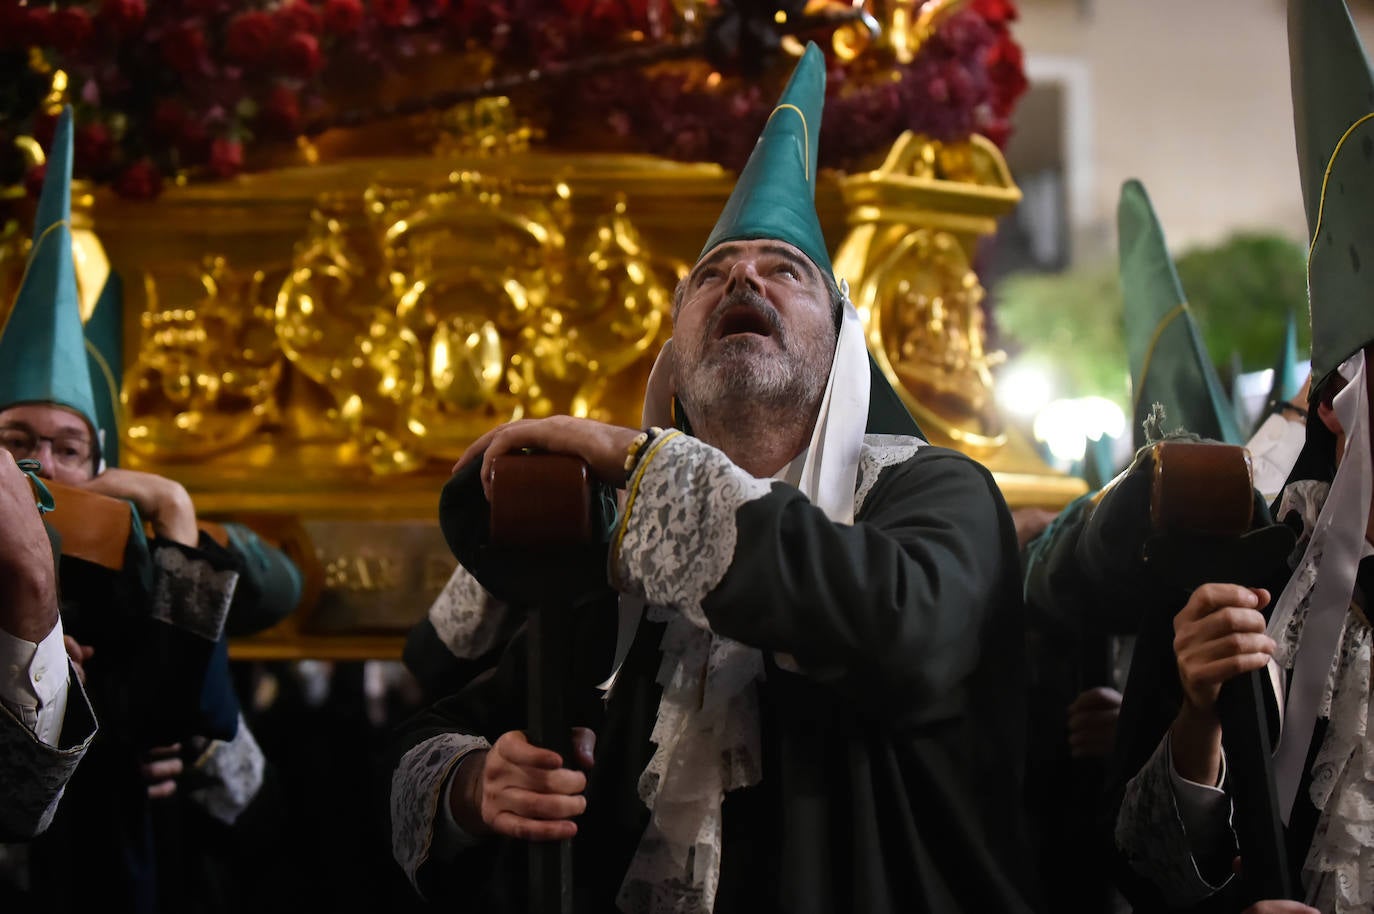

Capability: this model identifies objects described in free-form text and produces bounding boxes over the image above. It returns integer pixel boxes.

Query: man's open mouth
[712,303,778,340]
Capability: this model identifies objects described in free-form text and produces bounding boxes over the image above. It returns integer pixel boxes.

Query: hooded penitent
[1118,179,1242,449]
[0,106,101,442]
[1262,8,1374,903]
[616,42,923,913]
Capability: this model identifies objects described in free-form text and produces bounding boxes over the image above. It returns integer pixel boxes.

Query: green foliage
[995,262,1128,403]
[994,231,1310,404]
[1174,234,1310,369]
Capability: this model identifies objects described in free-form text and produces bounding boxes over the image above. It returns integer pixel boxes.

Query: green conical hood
[1267,310,1304,409]
[1307,114,1374,384]
[0,106,99,435]
[85,271,124,466]
[1288,0,1374,239]
[700,42,832,278]
[1119,180,1242,448]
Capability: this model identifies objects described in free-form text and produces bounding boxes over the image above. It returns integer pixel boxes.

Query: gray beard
[678,337,830,434]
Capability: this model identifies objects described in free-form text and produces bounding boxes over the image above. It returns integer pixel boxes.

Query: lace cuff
[1116,734,1235,906]
[150,543,239,640]
[610,432,771,629]
[187,713,266,825]
[428,564,518,660]
[0,666,96,839]
[390,732,491,891]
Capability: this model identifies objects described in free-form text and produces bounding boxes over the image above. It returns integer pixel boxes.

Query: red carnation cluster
[7,0,1026,198]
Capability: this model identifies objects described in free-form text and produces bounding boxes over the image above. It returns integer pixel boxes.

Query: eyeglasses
[0,426,93,469]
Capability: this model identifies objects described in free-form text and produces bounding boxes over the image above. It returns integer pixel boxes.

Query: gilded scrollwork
[93,167,674,474]
[124,256,285,459]
[836,130,1018,451]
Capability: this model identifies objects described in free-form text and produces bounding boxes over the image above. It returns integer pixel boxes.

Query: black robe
[394,436,1036,913]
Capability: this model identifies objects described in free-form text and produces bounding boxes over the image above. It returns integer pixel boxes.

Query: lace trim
[149,545,239,641]
[612,433,771,625]
[390,732,490,889]
[428,564,518,660]
[611,434,770,914]
[188,712,266,825]
[1302,610,1374,913]
[1272,480,1332,669]
[854,434,927,514]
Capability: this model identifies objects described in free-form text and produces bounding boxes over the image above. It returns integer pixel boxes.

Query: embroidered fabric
[0,668,96,839]
[1302,610,1374,913]
[1272,480,1330,669]
[187,712,266,825]
[427,564,519,660]
[1115,736,1232,907]
[390,731,491,888]
[148,545,238,641]
[854,434,927,514]
[612,434,770,914]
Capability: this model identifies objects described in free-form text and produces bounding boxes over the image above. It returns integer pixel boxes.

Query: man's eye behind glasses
[0,429,92,468]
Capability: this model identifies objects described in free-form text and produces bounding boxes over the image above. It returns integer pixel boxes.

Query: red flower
[113,160,164,199]
[75,122,114,173]
[985,36,1027,116]
[261,85,302,135]
[225,11,279,66]
[161,24,209,76]
[100,0,147,34]
[323,0,365,35]
[371,0,410,28]
[208,137,244,178]
[51,7,94,52]
[280,31,324,77]
[277,1,324,34]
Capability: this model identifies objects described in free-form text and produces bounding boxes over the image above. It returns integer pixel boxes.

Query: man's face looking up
[672,239,839,425]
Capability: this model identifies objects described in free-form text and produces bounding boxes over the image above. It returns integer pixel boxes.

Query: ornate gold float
[1,109,1084,658]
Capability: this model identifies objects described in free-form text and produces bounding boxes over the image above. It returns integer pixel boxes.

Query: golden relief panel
[106,172,679,476]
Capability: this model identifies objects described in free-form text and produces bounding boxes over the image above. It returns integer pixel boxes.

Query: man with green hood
[0,106,279,913]
[1109,2,1374,911]
[389,43,1034,913]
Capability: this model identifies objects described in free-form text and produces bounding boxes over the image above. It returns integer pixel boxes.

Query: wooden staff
[1145,441,1293,903]
[486,453,597,914]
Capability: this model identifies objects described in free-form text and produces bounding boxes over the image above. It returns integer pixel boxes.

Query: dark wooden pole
[487,453,595,914]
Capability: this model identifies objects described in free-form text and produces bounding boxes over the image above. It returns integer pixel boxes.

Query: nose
[723,258,763,297]
[26,440,56,479]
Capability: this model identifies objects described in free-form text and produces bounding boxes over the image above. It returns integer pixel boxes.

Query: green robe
[392,434,1035,913]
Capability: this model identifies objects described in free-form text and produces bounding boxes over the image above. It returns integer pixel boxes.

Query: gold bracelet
[623,427,664,475]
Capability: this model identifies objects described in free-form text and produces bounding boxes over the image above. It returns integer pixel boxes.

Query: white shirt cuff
[1166,733,1234,854]
[0,616,71,747]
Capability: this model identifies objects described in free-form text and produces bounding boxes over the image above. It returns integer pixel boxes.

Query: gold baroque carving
[118,172,680,473]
